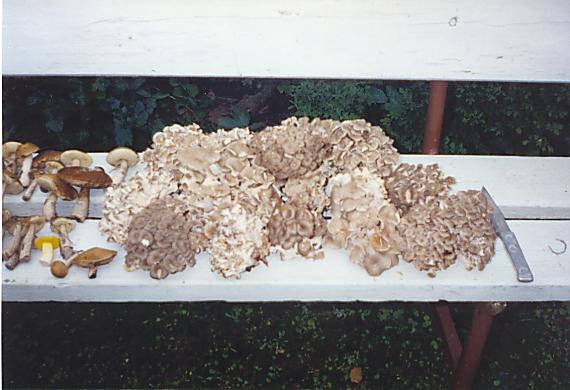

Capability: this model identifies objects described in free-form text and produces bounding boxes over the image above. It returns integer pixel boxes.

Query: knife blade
[481,187,533,282]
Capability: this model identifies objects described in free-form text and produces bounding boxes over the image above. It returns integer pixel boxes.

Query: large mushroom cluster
[98,117,497,279]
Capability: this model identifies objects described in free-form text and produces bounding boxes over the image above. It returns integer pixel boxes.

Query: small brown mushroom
[51,247,117,279]
[2,141,22,174]
[2,169,23,199]
[3,216,27,260]
[60,149,93,168]
[15,142,39,187]
[50,217,76,259]
[17,216,46,264]
[57,167,112,222]
[106,147,139,186]
[35,173,78,221]
[23,150,62,201]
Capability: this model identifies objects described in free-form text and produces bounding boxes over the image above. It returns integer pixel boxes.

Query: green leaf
[114,127,133,146]
[172,86,186,98]
[46,119,64,133]
[218,117,239,129]
[367,88,388,104]
[130,78,146,89]
[183,83,199,97]
[232,107,251,126]
[136,89,152,98]
[154,92,170,99]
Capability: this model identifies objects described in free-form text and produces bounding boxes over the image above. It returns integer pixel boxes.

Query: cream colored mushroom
[106,147,139,186]
[15,142,39,187]
[60,149,92,167]
[2,141,22,174]
[35,173,78,221]
[51,217,77,259]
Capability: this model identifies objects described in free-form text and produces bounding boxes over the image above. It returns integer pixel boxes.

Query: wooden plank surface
[4,154,569,219]
[3,220,569,302]
[3,0,570,81]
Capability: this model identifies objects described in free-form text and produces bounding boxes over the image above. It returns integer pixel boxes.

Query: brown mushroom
[2,141,22,174]
[35,173,78,221]
[16,216,46,264]
[23,150,62,201]
[50,217,76,259]
[57,167,112,222]
[3,216,27,260]
[106,147,139,186]
[51,247,117,279]
[15,142,39,187]
[2,169,23,199]
[60,150,92,167]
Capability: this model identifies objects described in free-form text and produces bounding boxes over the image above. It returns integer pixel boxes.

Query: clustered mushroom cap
[32,150,62,170]
[326,168,401,276]
[268,200,327,261]
[125,197,200,279]
[324,119,400,178]
[251,117,334,180]
[397,190,496,277]
[385,163,456,215]
[207,201,270,279]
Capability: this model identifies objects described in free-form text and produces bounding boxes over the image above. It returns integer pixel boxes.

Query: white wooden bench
[3,1,570,389]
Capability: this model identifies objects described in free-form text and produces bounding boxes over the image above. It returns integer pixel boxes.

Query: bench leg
[436,302,507,389]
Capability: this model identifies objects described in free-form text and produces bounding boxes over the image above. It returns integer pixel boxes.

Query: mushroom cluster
[125,197,200,279]
[397,190,496,277]
[323,119,399,178]
[251,117,334,180]
[385,163,456,215]
[326,168,401,276]
[268,200,327,261]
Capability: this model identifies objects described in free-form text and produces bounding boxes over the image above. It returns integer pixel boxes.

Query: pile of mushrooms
[98,117,497,279]
[2,145,118,275]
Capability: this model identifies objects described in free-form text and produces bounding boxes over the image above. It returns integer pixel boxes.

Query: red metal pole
[422,81,448,154]
[451,303,505,390]
[436,304,463,369]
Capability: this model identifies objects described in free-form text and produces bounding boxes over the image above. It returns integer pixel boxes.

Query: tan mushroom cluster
[251,117,334,180]
[268,200,327,260]
[326,168,401,276]
[324,119,399,178]
[385,163,456,215]
[124,197,200,279]
[397,190,496,277]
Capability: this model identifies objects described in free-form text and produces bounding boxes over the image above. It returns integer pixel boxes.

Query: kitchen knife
[482,187,534,282]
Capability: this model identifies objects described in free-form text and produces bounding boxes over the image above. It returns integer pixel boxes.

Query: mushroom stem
[18,155,33,187]
[3,223,23,258]
[72,187,90,222]
[113,159,129,186]
[58,226,75,259]
[43,193,58,221]
[22,178,38,201]
[18,224,36,262]
[39,242,56,266]
[88,265,98,279]
[5,253,20,270]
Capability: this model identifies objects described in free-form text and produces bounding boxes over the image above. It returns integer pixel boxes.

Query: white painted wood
[3,0,570,81]
[2,220,569,302]
[3,154,569,219]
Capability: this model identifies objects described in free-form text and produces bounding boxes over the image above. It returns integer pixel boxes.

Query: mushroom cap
[2,141,22,156]
[60,150,93,167]
[29,216,47,232]
[57,167,112,189]
[2,209,10,224]
[5,216,29,233]
[51,217,76,234]
[32,150,62,169]
[70,247,117,267]
[15,142,39,158]
[106,147,138,167]
[35,235,60,249]
[3,170,24,194]
[35,173,78,200]
[50,260,69,278]
[44,160,65,173]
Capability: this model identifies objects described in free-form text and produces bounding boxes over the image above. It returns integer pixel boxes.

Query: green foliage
[278,80,386,120]
[447,82,570,155]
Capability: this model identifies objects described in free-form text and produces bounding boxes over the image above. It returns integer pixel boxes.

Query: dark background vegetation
[2,78,570,389]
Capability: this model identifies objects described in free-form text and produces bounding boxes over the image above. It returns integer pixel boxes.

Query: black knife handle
[500,231,534,282]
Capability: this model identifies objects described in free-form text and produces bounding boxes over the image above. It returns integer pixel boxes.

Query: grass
[2,302,568,389]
